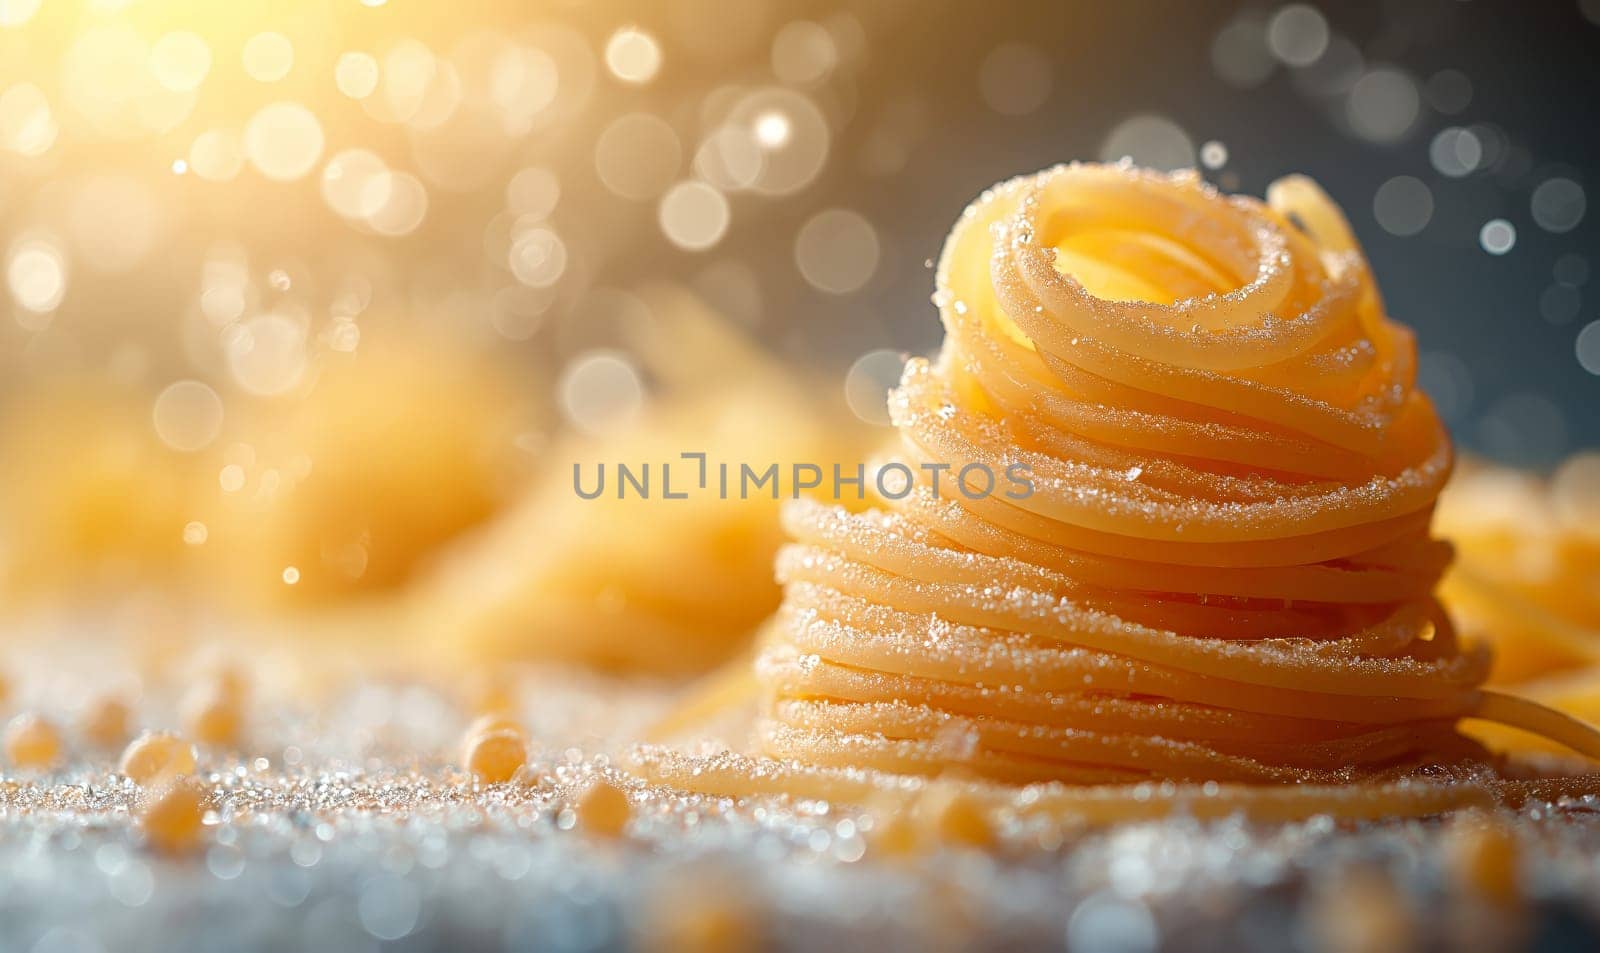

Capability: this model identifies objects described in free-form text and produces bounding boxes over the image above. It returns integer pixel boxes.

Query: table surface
[2,649,1598,953]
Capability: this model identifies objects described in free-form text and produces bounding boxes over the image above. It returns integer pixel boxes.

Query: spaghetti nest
[637,163,1600,817]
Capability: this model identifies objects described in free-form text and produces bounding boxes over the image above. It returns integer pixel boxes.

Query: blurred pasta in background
[421,285,870,675]
[0,324,538,655]
[0,377,200,597]
[193,330,535,609]
[1439,455,1600,752]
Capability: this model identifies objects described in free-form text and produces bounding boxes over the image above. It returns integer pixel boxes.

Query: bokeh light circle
[844,349,906,426]
[1347,67,1419,143]
[152,380,224,451]
[242,32,295,83]
[560,350,645,436]
[227,313,308,396]
[6,238,67,313]
[772,21,837,85]
[1577,320,1600,376]
[509,227,568,287]
[363,171,429,236]
[1424,69,1473,115]
[150,32,212,92]
[189,130,244,181]
[1210,15,1275,89]
[321,149,390,220]
[1530,178,1586,234]
[658,181,731,251]
[1372,176,1433,237]
[244,101,325,181]
[1099,115,1195,172]
[1479,218,1516,256]
[1266,5,1328,67]
[694,125,765,192]
[605,28,662,84]
[795,209,879,294]
[335,52,380,99]
[1428,127,1482,178]
[594,113,682,200]
[727,88,829,196]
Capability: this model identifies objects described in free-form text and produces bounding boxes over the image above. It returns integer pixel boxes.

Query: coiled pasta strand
[633,163,1600,823]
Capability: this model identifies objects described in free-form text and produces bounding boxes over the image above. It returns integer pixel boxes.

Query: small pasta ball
[119,730,197,785]
[575,778,632,837]
[141,779,209,853]
[919,784,993,849]
[462,728,525,783]
[181,683,243,747]
[1444,813,1522,906]
[4,713,64,770]
[81,696,132,748]
[1309,866,1413,953]
[640,874,756,953]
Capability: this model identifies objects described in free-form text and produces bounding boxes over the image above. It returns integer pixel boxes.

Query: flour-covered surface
[1,652,1598,953]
